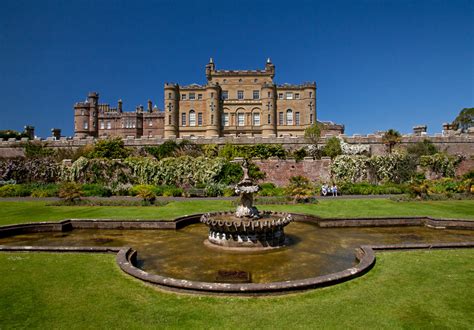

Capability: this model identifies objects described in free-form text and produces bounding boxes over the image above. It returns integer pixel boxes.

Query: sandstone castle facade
[74,59,344,139]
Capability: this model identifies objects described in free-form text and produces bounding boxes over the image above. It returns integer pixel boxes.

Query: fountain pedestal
[200,160,292,250]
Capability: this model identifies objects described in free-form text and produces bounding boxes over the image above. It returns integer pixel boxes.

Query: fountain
[200,159,292,249]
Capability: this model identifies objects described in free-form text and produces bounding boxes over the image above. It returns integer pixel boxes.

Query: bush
[82,184,112,197]
[0,158,60,183]
[204,183,227,197]
[58,182,83,204]
[0,184,32,197]
[337,182,408,195]
[29,184,59,197]
[162,186,183,197]
[285,176,315,203]
[134,185,157,205]
[323,137,342,159]
[87,138,131,159]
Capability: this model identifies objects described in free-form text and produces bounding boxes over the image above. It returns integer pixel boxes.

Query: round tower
[205,83,221,137]
[164,83,180,138]
[261,82,277,137]
[303,83,317,126]
[87,92,99,137]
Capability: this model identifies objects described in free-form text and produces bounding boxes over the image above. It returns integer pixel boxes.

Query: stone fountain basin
[200,211,292,232]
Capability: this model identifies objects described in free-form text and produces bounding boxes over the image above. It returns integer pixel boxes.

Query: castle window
[309,91,313,98]
[295,93,300,99]
[278,93,283,99]
[83,121,88,130]
[310,114,313,124]
[211,114,214,125]
[253,90,260,100]
[181,113,186,126]
[222,91,228,100]
[198,113,203,126]
[106,120,111,129]
[222,113,229,126]
[239,79,242,82]
[279,112,283,125]
[168,93,172,99]
[149,119,153,127]
[189,93,195,100]
[253,113,260,126]
[268,92,271,98]
[100,121,105,129]
[254,79,258,83]
[198,94,203,100]
[237,90,244,100]
[286,92,293,100]
[211,92,214,98]
[181,94,187,100]
[238,113,244,126]
[268,114,271,124]
[286,109,293,125]
[295,112,300,125]
[189,110,196,126]
[168,115,171,125]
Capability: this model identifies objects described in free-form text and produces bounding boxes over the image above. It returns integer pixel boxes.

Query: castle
[74,59,344,139]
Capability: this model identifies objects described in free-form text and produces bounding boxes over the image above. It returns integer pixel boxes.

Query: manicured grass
[0,199,473,226]
[0,249,472,328]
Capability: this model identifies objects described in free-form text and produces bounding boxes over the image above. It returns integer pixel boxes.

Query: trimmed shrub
[82,184,112,197]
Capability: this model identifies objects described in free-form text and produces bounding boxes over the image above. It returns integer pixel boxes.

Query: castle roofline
[276,82,316,89]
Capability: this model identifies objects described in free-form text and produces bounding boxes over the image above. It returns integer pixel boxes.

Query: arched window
[253,112,260,126]
[237,113,245,126]
[189,110,196,126]
[286,109,293,125]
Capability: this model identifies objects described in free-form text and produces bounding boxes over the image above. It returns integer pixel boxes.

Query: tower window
[211,114,214,125]
[237,90,244,100]
[189,110,196,126]
[168,93,172,99]
[238,113,245,126]
[295,112,300,125]
[168,115,171,125]
[310,113,314,124]
[181,113,186,126]
[149,119,153,127]
[253,90,260,100]
[309,91,313,98]
[198,112,203,126]
[83,122,88,130]
[268,92,271,98]
[268,114,271,124]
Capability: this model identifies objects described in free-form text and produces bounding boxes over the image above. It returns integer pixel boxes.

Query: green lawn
[0,249,472,328]
[0,199,473,226]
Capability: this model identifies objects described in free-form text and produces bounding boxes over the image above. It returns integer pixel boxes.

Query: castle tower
[303,83,317,125]
[164,83,180,138]
[261,82,277,137]
[205,82,221,137]
[265,58,275,79]
[87,92,99,137]
[205,58,215,82]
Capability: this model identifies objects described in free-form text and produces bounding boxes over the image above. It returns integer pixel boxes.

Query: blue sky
[0,0,472,137]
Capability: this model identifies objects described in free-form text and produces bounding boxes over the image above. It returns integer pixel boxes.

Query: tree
[382,129,402,154]
[304,123,322,145]
[323,137,342,159]
[58,182,83,204]
[87,138,130,159]
[285,175,314,203]
[406,139,438,158]
[452,107,474,132]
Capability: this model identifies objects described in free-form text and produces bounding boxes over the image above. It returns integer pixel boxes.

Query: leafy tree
[406,139,438,158]
[304,123,322,145]
[382,129,402,154]
[285,175,314,203]
[87,138,130,159]
[58,182,83,204]
[323,137,342,159]
[452,107,473,132]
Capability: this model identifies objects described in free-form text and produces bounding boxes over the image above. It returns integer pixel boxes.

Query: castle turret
[206,58,215,81]
[164,83,180,138]
[147,100,153,113]
[265,58,275,79]
[118,99,123,113]
[261,82,277,137]
[205,83,221,137]
[303,83,317,125]
[87,92,99,137]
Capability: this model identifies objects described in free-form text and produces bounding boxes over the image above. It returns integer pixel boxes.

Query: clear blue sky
[0,0,472,137]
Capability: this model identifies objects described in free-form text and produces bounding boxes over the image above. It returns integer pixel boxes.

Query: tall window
[238,113,244,126]
[295,112,300,125]
[189,110,196,126]
[286,109,293,125]
[181,94,187,100]
[268,91,271,98]
[309,91,313,98]
[268,114,271,124]
[237,90,244,100]
[168,115,171,125]
[222,91,228,100]
[211,114,214,125]
[222,113,229,126]
[197,94,203,100]
[253,90,260,100]
[278,93,283,99]
[168,93,172,99]
[295,93,300,99]
[189,93,195,100]
[100,120,105,129]
[83,121,88,130]
[149,119,153,127]
[279,112,283,125]
[286,92,293,100]
[253,113,260,126]
[181,113,186,126]
[198,112,203,126]
[310,114,313,124]
[106,120,111,129]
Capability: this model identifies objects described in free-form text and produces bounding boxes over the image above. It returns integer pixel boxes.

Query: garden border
[0,214,473,295]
